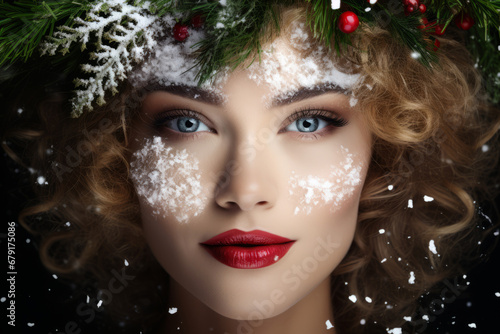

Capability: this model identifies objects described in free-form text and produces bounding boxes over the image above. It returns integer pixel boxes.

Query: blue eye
[286,117,329,133]
[165,117,211,133]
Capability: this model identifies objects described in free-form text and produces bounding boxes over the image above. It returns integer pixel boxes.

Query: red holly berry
[338,11,359,34]
[433,38,440,52]
[405,5,416,16]
[418,4,426,14]
[434,24,446,36]
[417,17,429,30]
[191,14,204,28]
[173,23,189,42]
[404,0,420,11]
[455,13,475,31]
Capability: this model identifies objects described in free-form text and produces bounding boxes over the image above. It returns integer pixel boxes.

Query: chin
[205,295,290,321]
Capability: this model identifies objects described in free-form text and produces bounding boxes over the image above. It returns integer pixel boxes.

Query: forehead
[129,21,359,102]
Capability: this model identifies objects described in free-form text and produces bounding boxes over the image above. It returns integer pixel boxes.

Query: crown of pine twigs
[1,0,499,117]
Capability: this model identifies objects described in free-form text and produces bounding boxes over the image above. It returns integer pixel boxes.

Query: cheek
[288,145,365,215]
[130,136,208,223]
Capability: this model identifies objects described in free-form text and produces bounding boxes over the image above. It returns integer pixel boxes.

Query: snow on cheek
[129,137,207,223]
[289,146,363,215]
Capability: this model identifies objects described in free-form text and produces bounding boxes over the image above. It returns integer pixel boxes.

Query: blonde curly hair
[3,4,499,333]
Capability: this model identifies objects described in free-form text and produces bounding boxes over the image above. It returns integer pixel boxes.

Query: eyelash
[153,109,214,138]
[153,108,348,139]
[281,108,348,136]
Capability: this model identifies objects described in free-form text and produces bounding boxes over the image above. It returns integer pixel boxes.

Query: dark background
[1,146,500,334]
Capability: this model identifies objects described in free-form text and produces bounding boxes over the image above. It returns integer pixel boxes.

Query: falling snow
[423,195,434,202]
[429,240,438,255]
[37,176,46,185]
[408,271,416,284]
[331,0,341,10]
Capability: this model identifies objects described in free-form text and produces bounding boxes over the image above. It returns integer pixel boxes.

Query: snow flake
[408,271,415,284]
[169,307,178,314]
[349,295,357,303]
[326,319,334,329]
[423,195,434,202]
[468,323,476,328]
[429,240,438,255]
[27,323,35,327]
[331,0,341,10]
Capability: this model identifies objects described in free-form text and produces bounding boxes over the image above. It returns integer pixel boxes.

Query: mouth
[200,229,296,269]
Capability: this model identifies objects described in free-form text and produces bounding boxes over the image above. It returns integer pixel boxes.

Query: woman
[2,0,499,333]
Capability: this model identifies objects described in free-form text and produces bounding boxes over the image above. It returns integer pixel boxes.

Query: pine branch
[40,0,158,116]
[189,0,296,84]
[0,0,90,66]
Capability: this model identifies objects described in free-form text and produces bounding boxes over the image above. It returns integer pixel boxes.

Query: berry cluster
[172,2,476,44]
[403,0,426,16]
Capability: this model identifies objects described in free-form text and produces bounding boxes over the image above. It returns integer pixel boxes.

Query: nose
[214,147,278,212]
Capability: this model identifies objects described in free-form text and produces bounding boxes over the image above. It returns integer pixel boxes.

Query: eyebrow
[271,84,348,107]
[144,83,224,106]
[144,82,347,107]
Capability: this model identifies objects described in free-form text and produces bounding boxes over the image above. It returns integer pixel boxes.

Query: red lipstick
[200,229,295,269]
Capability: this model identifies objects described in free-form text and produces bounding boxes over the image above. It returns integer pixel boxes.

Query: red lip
[200,229,295,269]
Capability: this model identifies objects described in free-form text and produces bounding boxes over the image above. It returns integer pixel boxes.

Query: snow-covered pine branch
[40,0,159,117]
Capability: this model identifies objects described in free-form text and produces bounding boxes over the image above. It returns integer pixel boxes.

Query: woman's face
[129,33,372,320]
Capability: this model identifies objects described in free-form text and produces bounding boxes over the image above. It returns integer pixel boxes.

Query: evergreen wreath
[1,0,499,117]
